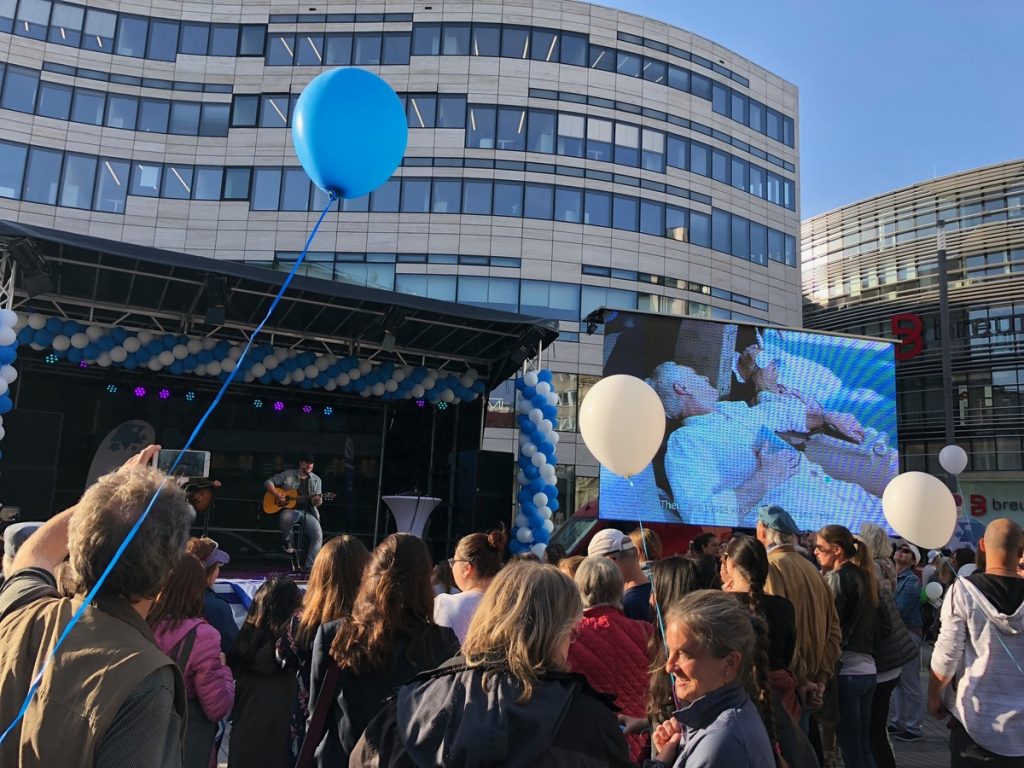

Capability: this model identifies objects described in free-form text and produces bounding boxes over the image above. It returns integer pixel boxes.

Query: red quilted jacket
[567,605,653,762]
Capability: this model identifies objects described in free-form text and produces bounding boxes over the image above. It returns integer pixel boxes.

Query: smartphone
[155,449,211,478]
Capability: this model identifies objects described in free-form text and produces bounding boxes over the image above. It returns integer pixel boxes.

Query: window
[493,180,523,216]
[351,33,381,65]
[520,280,580,320]
[458,276,518,311]
[731,215,749,260]
[782,179,795,210]
[71,89,105,126]
[711,209,731,253]
[690,210,711,247]
[581,286,636,319]
[691,73,711,100]
[640,200,663,236]
[524,183,553,219]
[411,24,440,56]
[82,7,115,51]
[471,23,500,56]
[730,157,747,192]
[0,0,13,33]
[325,33,352,65]
[223,167,251,200]
[129,161,161,197]
[199,103,229,136]
[382,32,410,64]
[612,195,638,231]
[466,105,496,149]
[557,114,584,157]
[641,129,665,172]
[554,186,582,223]
[584,190,611,226]
[667,65,690,92]
[748,164,765,199]
[147,18,179,61]
[401,178,430,212]
[406,95,435,128]
[462,179,492,214]
[169,101,200,135]
[768,228,785,263]
[496,108,527,151]
[295,34,324,66]
[194,167,223,200]
[48,2,83,47]
[665,205,687,241]
[94,158,128,212]
[766,172,782,205]
[251,168,281,210]
[586,118,613,162]
[784,234,796,267]
[115,15,148,58]
[643,59,667,84]
[589,44,614,71]
[766,109,783,142]
[666,135,687,170]
[710,149,729,184]
[104,93,138,129]
[178,21,209,55]
[36,81,71,120]
[501,25,530,59]
[162,164,193,200]
[239,24,265,56]
[138,98,169,132]
[1,66,39,113]
[14,0,50,40]
[370,179,400,212]
[23,146,62,204]
[266,33,295,65]
[689,141,709,177]
[431,178,461,213]
[209,24,238,56]
[530,28,559,62]
[749,221,767,265]
[436,95,465,128]
[560,32,587,65]
[614,123,639,167]
[616,51,641,77]
[259,95,289,128]
[442,23,470,55]
[231,95,258,127]
[396,274,457,302]
[730,92,747,125]
[0,141,27,198]
[281,168,310,211]
[748,100,766,133]
[524,109,556,154]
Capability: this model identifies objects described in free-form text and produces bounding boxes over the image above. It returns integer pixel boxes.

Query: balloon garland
[0,309,18,457]
[14,313,485,403]
[511,369,560,558]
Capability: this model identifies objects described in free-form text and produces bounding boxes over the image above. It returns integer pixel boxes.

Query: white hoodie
[931,575,1024,756]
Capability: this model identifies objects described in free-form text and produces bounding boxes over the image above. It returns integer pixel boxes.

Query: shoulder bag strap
[296,660,342,768]
[169,625,199,670]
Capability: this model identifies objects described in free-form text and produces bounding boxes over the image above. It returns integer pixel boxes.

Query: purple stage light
[273,400,285,412]
[302,404,313,414]
[79,361,89,369]
[415,399,426,408]
[133,386,146,398]
[158,388,171,400]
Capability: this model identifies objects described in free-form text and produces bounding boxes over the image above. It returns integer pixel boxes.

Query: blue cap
[756,505,801,535]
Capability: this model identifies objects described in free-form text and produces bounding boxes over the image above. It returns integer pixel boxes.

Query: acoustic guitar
[262,486,337,515]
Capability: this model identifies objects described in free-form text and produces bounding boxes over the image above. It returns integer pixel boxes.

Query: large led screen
[598,311,898,533]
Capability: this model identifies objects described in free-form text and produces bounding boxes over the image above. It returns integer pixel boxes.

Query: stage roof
[0,220,558,386]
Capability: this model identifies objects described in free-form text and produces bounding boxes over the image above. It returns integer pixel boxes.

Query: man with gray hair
[0,445,193,766]
[757,504,840,728]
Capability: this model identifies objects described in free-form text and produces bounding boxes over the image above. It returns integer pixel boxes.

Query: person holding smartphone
[265,455,323,569]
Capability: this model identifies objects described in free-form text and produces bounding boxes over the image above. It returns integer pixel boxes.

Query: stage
[0,221,557,561]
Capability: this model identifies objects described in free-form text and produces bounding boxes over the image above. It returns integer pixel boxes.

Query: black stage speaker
[453,449,514,537]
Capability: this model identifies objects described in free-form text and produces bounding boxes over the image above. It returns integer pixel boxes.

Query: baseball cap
[927,549,940,563]
[587,529,636,558]
[896,540,921,566]
[756,505,801,536]
[186,537,230,569]
[3,522,42,561]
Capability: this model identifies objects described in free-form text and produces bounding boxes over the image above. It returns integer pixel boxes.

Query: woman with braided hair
[646,590,779,768]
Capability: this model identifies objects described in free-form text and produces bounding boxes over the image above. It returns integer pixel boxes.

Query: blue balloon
[111,328,128,343]
[283,358,298,372]
[259,373,273,385]
[0,396,11,414]
[524,465,540,479]
[34,329,53,347]
[528,478,545,494]
[534,529,551,545]
[271,367,287,382]
[522,386,537,400]
[84,343,99,358]
[162,335,177,350]
[16,327,32,345]
[0,347,14,365]
[63,320,80,336]
[521,501,536,515]
[538,369,553,384]
[169,361,184,375]
[123,358,138,370]
[67,348,83,364]
[184,354,197,368]
[300,379,313,390]
[45,318,63,334]
[292,68,408,198]
[135,349,151,363]
[542,405,558,421]
[548,486,559,499]
[516,414,531,431]
[97,335,115,351]
[549,498,560,513]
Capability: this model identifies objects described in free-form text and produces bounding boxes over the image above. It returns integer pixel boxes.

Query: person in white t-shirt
[434,527,508,644]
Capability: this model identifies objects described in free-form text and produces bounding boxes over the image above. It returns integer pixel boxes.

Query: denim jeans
[889,633,923,735]
[837,674,877,768]
[279,508,323,569]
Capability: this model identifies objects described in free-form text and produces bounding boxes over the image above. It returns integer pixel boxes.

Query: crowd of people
[0,446,1021,768]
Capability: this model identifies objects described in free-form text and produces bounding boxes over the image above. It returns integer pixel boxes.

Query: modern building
[802,159,1024,528]
[0,0,801,518]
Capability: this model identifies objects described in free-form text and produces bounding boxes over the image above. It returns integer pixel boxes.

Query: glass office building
[803,160,1024,527]
[0,0,801,515]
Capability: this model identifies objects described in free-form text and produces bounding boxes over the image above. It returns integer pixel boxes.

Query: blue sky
[604,0,1024,218]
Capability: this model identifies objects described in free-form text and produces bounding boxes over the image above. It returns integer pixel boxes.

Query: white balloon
[85,324,104,341]
[938,445,968,476]
[250,362,266,378]
[466,368,479,379]
[263,355,279,370]
[358,360,372,375]
[0,424,5,440]
[136,330,154,345]
[538,505,552,519]
[517,470,528,486]
[452,396,463,405]
[158,350,175,366]
[292,369,306,383]
[578,374,666,478]
[530,452,547,468]
[13,314,25,331]
[0,327,15,346]
[123,337,141,353]
[0,379,7,397]
[348,368,361,381]
[530,542,548,558]
[549,431,560,445]
[186,339,203,354]
[538,419,553,433]
[516,527,533,543]
[27,313,47,330]
[441,389,455,403]
[523,371,539,387]
[528,408,543,424]
[359,388,372,398]
[422,377,436,390]
[315,355,331,371]
[547,391,559,406]
[109,346,127,362]
[147,358,162,371]
[384,379,398,393]
[540,465,556,479]
[410,384,424,398]
[542,519,554,533]
[0,365,15,383]
[521,443,537,458]
[195,363,208,376]
[924,581,943,601]
[281,373,293,385]
[515,513,530,528]
[517,398,532,415]
[200,337,215,350]
[336,373,351,387]
[392,369,407,383]
[533,492,548,507]
[52,334,70,351]
[372,383,385,396]
[882,472,957,549]
[70,332,89,349]
[460,374,474,388]
[227,346,243,361]
[304,364,319,379]
[536,381,551,396]
[207,361,222,376]
[96,352,111,368]
[172,344,189,360]
[221,359,235,373]
[324,380,337,391]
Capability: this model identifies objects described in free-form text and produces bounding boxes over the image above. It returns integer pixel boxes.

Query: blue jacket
[651,683,775,768]
[203,588,239,654]
[894,568,923,630]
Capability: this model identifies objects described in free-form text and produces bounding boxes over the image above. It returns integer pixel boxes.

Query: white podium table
[382,495,441,538]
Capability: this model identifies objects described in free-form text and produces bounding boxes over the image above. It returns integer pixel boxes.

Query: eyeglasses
[448,558,469,569]
[896,547,913,555]
[813,543,833,552]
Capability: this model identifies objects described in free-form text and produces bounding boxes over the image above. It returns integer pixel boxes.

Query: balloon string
[0,191,338,746]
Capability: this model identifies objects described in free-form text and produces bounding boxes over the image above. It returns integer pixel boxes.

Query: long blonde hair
[462,562,582,702]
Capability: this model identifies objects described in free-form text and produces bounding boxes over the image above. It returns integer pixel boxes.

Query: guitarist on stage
[265,454,323,569]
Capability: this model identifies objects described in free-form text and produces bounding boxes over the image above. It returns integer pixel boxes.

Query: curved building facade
[0,0,800,515]
[803,160,1024,524]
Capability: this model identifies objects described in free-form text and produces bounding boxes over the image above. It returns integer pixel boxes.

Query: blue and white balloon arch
[511,369,560,558]
[14,313,486,404]
[0,309,18,458]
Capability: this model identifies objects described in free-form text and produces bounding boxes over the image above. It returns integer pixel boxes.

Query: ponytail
[820,525,879,607]
[747,612,783,768]
[455,525,508,579]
